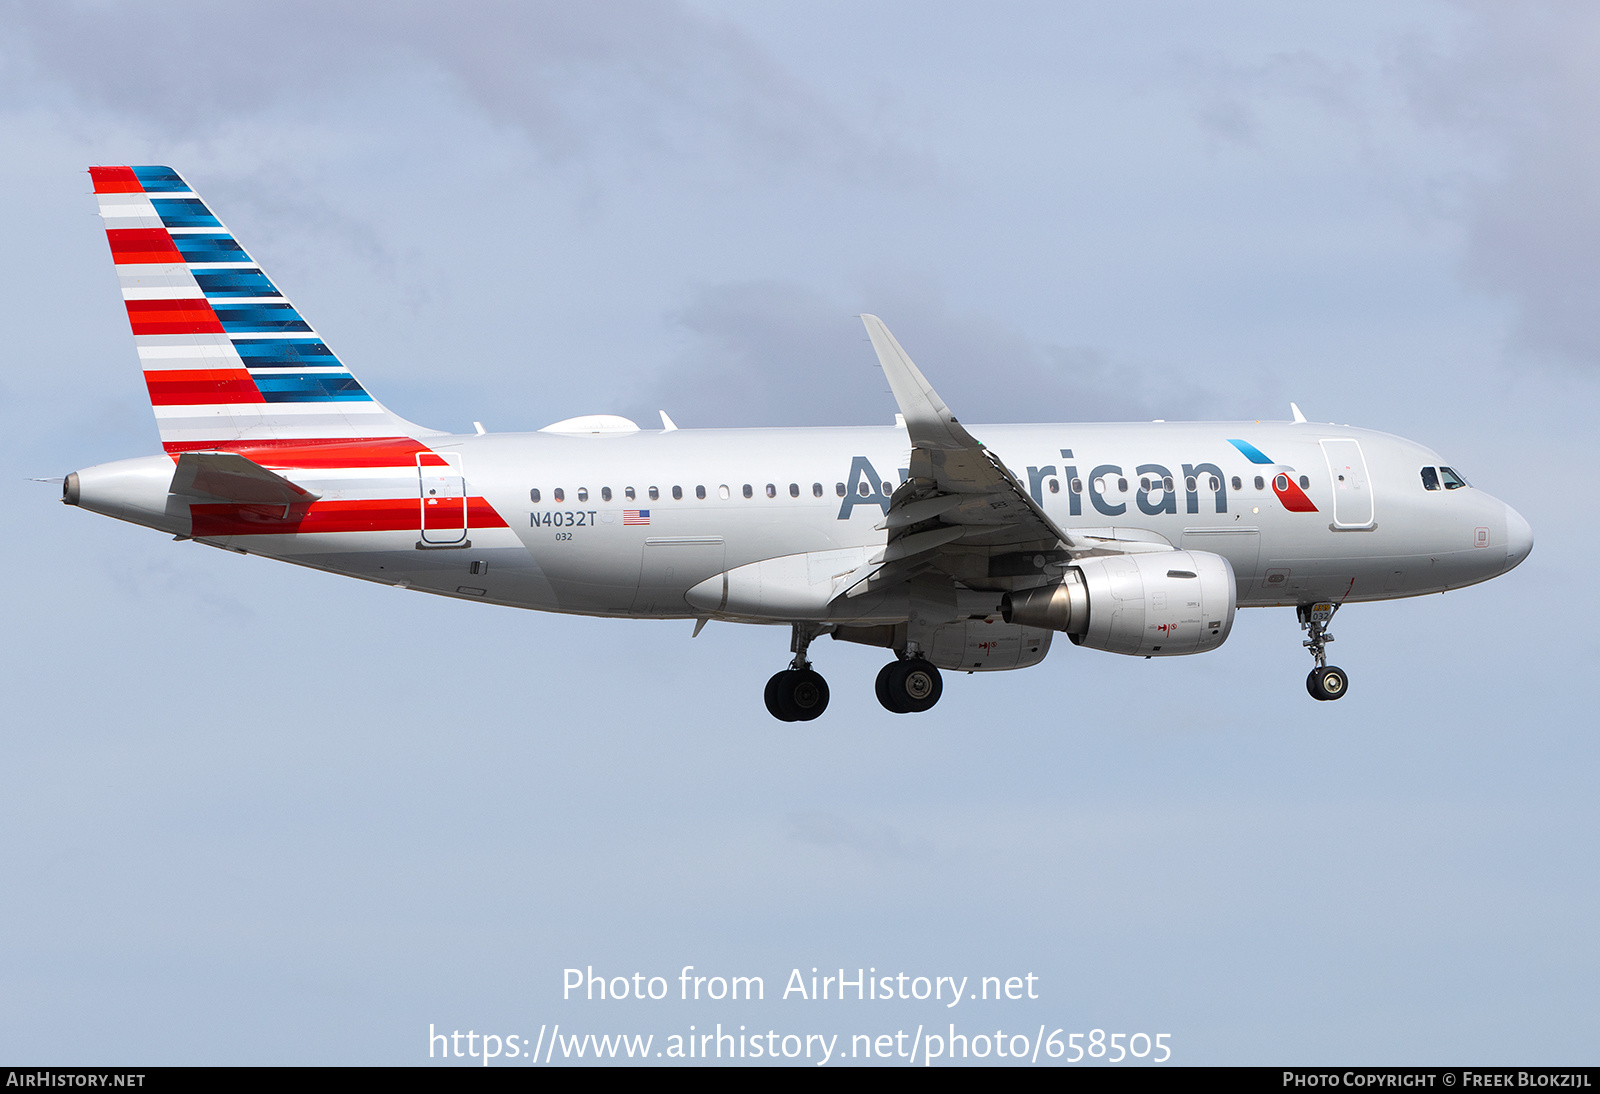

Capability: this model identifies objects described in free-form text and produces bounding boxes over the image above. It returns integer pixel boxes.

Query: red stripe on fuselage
[145,368,264,405]
[126,298,224,335]
[160,437,433,466]
[189,497,509,538]
[90,166,142,193]
[106,228,183,264]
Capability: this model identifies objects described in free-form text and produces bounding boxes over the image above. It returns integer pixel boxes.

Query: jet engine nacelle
[1001,550,1236,657]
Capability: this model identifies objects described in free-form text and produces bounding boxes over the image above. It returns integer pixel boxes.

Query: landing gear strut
[764,625,830,721]
[1299,602,1349,702]
[875,653,943,714]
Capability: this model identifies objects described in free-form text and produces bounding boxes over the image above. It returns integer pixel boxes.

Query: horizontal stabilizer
[168,451,320,504]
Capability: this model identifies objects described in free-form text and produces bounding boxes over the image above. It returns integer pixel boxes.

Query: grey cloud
[1402,2,1600,367]
[630,279,1210,428]
[787,811,926,863]
[1179,50,1366,149]
[0,0,918,184]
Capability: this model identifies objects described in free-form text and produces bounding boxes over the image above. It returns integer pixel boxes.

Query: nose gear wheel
[1298,602,1349,702]
[1306,665,1349,702]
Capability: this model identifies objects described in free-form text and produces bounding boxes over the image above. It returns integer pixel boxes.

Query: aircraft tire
[884,658,943,714]
[875,662,906,714]
[765,670,800,721]
[1307,666,1349,702]
[787,669,830,721]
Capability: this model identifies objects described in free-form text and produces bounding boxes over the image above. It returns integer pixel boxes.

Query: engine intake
[1001,549,1236,657]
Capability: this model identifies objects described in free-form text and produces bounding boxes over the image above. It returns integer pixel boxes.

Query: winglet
[1290,402,1307,424]
[659,410,679,432]
[860,315,980,451]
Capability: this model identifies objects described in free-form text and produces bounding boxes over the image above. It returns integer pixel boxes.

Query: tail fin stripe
[211,303,312,333]
[125,298,225,335]
[90,166,143,193]
[107,228,185,264]
[192,270,281,297]
[148,199,221,229]
[170,235,250,262]
[231,339,338,365]
[253,374,372,402]
[152,400,389,419]
[129,166,188,192]
[145,369,264,405]
[92,165,438,445]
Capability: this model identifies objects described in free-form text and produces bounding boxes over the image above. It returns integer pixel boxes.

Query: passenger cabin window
[696,486,707,500]
[858,481,871,497]
[529,488,541,503]
[1421,466,1441,491]
[1162,476,1174,492]
[1185,476,1197,492]
[1048,478,1059,493]
[1298,475,1309,489]
[812,483,823,497]
[742,484,753,499]
[766,484,777,498]
[1209,475,1221,492]
[1071,478,1083,494]
[649,486,659,501]
[601,487,612,502]
[1117,477,1128,492]
[1440,466,1468,490]
[1274,474,1289,491]
[836,483,846,497]
[790,483,800,497]
[553,488,565,502]
[577,488,588,502]
[718,485,730,500]
[1254,475,1265,491]
[1231,476,1242,491]
[671,486,682,500]
[625,487,636,500]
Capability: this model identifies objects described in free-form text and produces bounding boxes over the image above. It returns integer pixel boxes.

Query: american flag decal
[623,509,650,525]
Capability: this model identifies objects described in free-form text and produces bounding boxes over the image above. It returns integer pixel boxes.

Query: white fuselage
[68,419,1531,626]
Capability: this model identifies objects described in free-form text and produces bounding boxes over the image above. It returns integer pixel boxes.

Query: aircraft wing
[838,315,1163,598]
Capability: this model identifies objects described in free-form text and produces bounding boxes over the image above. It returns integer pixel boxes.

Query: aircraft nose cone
[1504,505,1534,571]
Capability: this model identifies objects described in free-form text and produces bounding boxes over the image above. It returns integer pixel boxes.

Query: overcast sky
[1,0,1595,1066]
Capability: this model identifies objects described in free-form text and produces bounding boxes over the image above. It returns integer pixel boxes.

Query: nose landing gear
[1299,602,1349,702]
[764,624,831,721]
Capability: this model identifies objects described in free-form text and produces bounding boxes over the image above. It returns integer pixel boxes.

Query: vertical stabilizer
[90,165,438,451]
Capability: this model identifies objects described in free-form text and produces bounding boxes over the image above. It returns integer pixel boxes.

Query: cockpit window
[1439,466,1468,490]
[1421,466,1440,491]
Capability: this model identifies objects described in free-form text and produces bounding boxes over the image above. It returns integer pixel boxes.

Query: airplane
[60,166,1534,720]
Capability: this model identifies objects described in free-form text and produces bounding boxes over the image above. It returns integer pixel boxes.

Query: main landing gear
[875,655,943,714]
[764,625,830,722]
[1299,602,1349,702]
[761,628,948,720]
